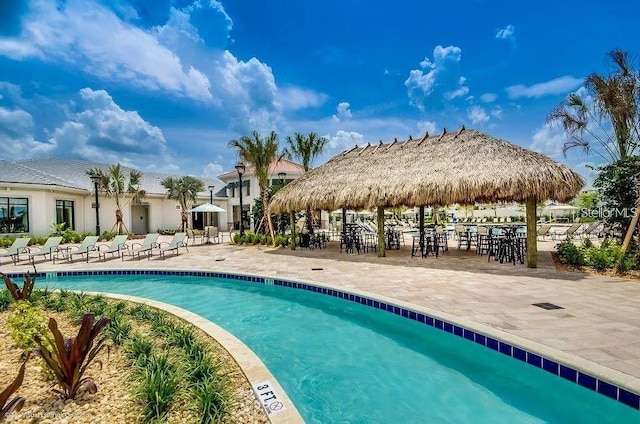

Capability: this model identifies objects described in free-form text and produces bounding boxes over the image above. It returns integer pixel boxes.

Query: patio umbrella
[188,203,226,213]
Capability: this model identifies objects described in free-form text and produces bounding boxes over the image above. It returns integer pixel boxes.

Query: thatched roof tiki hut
[269,127,584,268]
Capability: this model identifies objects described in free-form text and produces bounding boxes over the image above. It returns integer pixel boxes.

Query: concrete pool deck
[3,235,640,396]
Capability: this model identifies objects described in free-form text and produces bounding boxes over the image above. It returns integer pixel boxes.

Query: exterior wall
[0,184,203,236]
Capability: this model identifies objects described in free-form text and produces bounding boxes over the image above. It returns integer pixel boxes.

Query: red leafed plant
[0,357,29,422]
[0,271,35,301]
[34,314,110,399]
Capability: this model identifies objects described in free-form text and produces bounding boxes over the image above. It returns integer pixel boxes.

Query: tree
[573,191,600,211]
[161,176,205,232]
[228,131,282,241]
[548,49,640,162]
[592,157,640,236]
[86,164,145,234]
[284,132,328,232]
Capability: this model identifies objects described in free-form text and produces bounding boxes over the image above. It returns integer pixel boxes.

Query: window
[56,200,75,230]
[245,181,250,196]
[0,197,29,233]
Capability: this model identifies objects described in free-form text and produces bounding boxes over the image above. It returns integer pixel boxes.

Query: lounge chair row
[0,233,189,265]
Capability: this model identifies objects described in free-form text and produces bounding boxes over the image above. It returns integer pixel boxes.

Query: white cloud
[0,0,213,101]
[468,106,490,125]
[491,105,503,119]
[277,87,328,111]
[479,93,497,103]
[445,86,469,100]
[0,106,54,158]
[405,45,464,109]
[326,130,364,150]
[332,102,353,121]
[47,88,169,165]
[203,162,224,178]
[417,120,437,135]
[496,24,515,40]
[507,76,583,99]
[530,123,565,159]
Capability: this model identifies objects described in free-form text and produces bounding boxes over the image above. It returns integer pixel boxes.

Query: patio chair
[188,228,205,245]
[97,235,129,261]
[205,226,220,244]
[549,223,583,240]
[26,236,63,264]
[158,232,188,259]
[63,236,100,263]
[0,237,31,265]
[125,233,159,260]
[536,224,552,241]
[582,221,603,238]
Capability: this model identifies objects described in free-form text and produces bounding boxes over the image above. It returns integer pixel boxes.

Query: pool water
[48,274,639,423]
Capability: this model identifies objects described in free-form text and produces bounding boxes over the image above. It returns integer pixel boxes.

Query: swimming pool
[45,272,639,423]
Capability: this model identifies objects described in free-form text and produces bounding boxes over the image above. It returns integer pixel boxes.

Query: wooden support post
[289,211,296,250]
[342,208,347,239]
[377,206,386,257]
[419,206,425,255]
[617,196,640,271]
[526,196,538,268]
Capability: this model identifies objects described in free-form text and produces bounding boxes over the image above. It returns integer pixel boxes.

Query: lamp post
[278,172,286,235]
[235,161,246,237]
[90,174,101,236]
[208,185,215,204]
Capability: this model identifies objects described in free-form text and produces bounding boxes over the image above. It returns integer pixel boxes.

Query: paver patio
[3,235,640,391]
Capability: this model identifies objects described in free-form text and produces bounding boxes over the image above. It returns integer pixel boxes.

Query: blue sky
[0,0,638,185]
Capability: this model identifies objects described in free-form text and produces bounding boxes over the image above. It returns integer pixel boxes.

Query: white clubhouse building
[0,158,305,237]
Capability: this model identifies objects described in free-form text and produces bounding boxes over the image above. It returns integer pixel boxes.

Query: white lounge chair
[26,236,63,264]
[125,233,159,260]
[158,232,188,259]
[0,237,31,265]
[97,235,129,261]
[63,236,100,263]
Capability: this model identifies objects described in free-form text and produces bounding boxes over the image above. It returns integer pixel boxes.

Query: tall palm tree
[548,49,640,162]
[228,130,282,240]
[161,176,205,232]
[86,164,146,234]
[284,132,328,233]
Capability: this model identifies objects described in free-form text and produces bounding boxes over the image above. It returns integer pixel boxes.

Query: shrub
[0,290,11,312]
[0,237,16,249]
[192,375,233,424]
[555,241,585,266]
[29,236,49,246]
[1,272,36,302]
[34,314,110,399]
[126,334,153,369]
[129,304,153,320]
[7,301,50,351]
[136,353,178,422]
[105,315,132,346]
[232,233,241,244]
[99,231,118,241]
[581,238,594,249]
[584,245,621,271]
[0,358,29,421]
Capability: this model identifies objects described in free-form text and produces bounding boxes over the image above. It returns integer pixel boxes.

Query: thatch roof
[269,128,584,213]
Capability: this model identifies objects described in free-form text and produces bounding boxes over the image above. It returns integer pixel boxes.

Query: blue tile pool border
[9,268,640,411]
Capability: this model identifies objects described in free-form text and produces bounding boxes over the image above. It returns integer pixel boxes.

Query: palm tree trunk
[181,210,189,232]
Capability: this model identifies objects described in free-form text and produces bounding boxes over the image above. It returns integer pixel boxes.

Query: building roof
[0,158,226,197]
[270,127,584,213]
[217,158,305,181]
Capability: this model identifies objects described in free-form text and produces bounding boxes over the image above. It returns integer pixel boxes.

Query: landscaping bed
[0,278,269,423]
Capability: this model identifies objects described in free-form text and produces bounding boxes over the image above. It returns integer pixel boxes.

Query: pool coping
[62,291,303,424]
[16,268,640,413]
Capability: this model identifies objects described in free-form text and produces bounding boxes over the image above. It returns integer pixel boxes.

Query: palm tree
[161,176,205,232]
[284,132,328,232]
[86,164,146,234]
[547,49,640,162]
[228,131,282,240]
